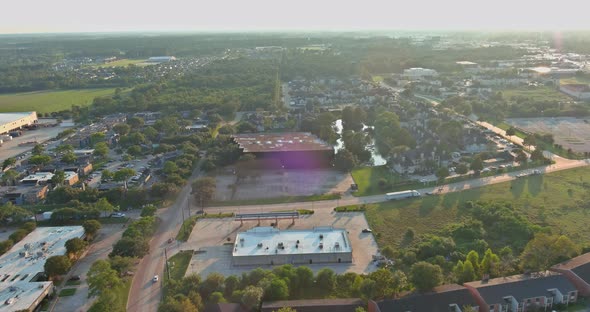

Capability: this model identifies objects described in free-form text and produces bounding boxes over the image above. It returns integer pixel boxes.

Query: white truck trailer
[385,190,421,200]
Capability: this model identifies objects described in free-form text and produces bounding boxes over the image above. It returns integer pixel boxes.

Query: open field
[0,88,117,113]
[501,86,572,102]
[506,117,590,153]
[167,251,192,281]
[90,59,147,68]
[561,77,590,85]
[362,166,590,248]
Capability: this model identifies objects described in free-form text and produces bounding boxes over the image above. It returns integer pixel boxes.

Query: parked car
[69,275,81,281]
[153,275,159,282]
[362,228,372,233]
[110,213,126,218]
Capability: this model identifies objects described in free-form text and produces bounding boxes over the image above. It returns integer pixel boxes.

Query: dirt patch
[506,117,590,153]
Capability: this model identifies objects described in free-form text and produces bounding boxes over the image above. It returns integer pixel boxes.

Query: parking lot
[506,117,590,153]
[214,168,352,201]
[181,209,379,277]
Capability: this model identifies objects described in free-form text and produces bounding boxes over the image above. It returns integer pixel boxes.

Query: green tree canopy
[409,262,443,292]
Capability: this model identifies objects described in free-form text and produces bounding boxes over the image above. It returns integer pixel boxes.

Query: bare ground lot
[214,168,352,201]
[506,117,590,153]
[181,209,378,277]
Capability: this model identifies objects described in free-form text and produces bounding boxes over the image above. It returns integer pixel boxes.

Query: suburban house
[373,284,479,312]
[464,271,578,312]
[552,252,590,296]
[262,299,364,312]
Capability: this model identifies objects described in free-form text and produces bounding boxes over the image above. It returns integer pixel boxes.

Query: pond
[333,119,387,166]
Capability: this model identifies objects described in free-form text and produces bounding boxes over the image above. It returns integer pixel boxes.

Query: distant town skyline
[2,0,590,34]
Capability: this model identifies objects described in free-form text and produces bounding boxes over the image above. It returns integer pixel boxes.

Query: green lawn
[0,89,118,114]
[65,280,82,286]
[351,166,430,197]
[496,122,528,139]
[360,166,590,249]
[58,288,77,297]
[166,251,192,281]
[501,86,571,102]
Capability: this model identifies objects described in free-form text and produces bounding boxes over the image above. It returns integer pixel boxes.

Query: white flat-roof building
[233,227,352,266]
[147,56,176,63]
[0,226,84,312]
[403,68,438,79]
[0,112,37,135]
[20,172,54,186]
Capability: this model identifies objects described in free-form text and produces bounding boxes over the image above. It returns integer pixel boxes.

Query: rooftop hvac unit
[319,243,323,249]
[319,234,323,240]
[335,242,340,248]
[257,243,263,248]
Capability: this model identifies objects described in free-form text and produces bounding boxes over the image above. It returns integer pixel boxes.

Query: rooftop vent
[319,234,323,240]
[319,243,323,249]
[257,243,263,248]
[335,242,340,248]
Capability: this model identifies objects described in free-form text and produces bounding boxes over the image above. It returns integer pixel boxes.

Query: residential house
[261,299,364,312]
[375,284,479,312]
[464,271,578,312]
[552,252,590,296]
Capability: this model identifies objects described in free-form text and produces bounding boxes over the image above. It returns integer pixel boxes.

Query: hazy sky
[2,0,590,34]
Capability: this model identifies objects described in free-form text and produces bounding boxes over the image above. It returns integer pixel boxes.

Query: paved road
[126,160,203,312]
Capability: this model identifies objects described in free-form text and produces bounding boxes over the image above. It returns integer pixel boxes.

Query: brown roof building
[262,298,364,312]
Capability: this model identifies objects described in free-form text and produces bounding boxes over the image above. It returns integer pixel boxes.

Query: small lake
[333,119,387,166]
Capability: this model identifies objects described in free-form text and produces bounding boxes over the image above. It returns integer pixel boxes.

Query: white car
[152,275,159,282]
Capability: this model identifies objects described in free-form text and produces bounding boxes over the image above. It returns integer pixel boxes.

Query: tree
[150,182,179,198]
[61,151,77,164]
[2,157,16,170]
[111,237,149,258]
[453,260,476,284]
[1,169,19,186]
[89,289,125,312]
[65,237,88,258]
[435,167,450,181]
[520,233,580,271]
[470,156,483,172]
[108,256,136,276]
[409,262,443,292]
[276,308,297,312]
[241,286,264,310]
[51,170,66,186]
[55,144,74,154]
[209,292,227,304]
[334,149,358,172]
[480,248,501,277]
[113,123,131,136]
[44,255,72,278]
[455,163,468,174]
[96,198,115,217]
[264,278,289,301]
[83,220,102,238]
[315,268,336,295]
[101,169,113,181]
[369,268,394,298]
[523,135,537,148]
[381,246,395,259]
[87,260,122,297]
[192,177,216,208]
[505,127,516,137]
[28,155,52,166]
[93,142,109,158]
[530,148,546,162]
[32,144,44,156]
[359,278,376,300]
[127,145,142,157]
[90,132,106,145]
[515,150,528,164]
[465,250,481,276]
[114,168,136,189]
[127,117,145,128]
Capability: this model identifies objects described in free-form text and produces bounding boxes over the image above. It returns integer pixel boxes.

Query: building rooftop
[233,227,351,257]
[232,133,333,153]
[464,271,576,304]
[0,112,36,125]
[20,172,54,184]
[553,252,590,284]
[262,298,363,312]
[0,226,84,311]
[378,284,478,312]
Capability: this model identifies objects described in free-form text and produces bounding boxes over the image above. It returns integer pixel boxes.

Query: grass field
[351,166,430,197]
[166,251,193,281]
[0,89,117,113]
[90,59,147,68]
[360,166,590,248]
[560,77,590,85]
[501,86,571,102]
[58,288,77,297]
[209,193,341,207]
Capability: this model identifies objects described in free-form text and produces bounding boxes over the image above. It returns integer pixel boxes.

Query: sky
[2,0,590,34]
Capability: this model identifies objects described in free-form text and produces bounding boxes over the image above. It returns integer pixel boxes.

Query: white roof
[0,112,35,125]
[233,227,351,257]
[20,172,54,183]
[0,226,84,311]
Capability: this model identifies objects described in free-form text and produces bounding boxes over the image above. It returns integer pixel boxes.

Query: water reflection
[333,119,387,166]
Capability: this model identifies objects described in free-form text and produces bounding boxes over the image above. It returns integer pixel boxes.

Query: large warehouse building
[0,226,84,312]
[0,112,38,134]
[232,132,334,168]
[232,227,352,266]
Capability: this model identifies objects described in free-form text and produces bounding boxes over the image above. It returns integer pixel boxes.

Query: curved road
[126,120,588,312]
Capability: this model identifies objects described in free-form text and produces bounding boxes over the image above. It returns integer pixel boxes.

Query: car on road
[362,228,372,233]
[153,275,159,282]
[110,213,126,218]
[69,275,81,281]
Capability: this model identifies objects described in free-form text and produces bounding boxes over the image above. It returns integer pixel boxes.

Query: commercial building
[0,226,84,312]
[559,84,590,100]
[232,227,352,266]
[0,185,49,205]
[147,56,177,63]
[0,112,38,135]
[402,68,438,79]
[232,132,334,168]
